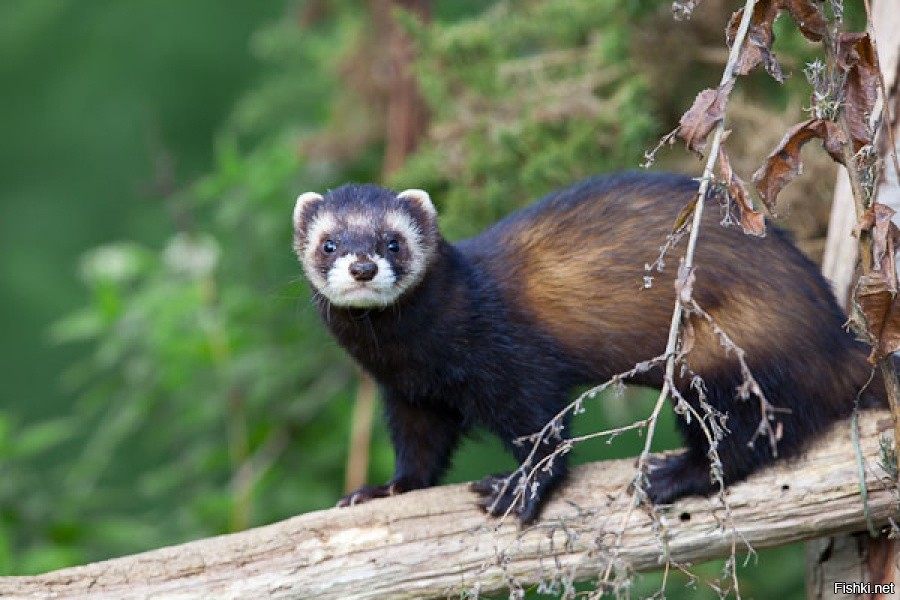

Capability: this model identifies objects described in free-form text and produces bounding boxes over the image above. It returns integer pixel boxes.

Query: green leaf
[13,418,75,459]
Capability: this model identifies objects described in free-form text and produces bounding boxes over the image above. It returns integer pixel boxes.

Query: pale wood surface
[0,411,896,600]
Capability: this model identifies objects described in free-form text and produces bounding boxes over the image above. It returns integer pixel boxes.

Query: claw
[470,472,541,524]
[336,483,394,508]
[645,452,715,504]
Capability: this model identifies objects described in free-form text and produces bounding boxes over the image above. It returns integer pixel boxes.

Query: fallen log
[1,410,897,599]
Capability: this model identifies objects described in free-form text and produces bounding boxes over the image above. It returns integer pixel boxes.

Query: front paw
[336,483,395,507]
[471,472,542,524]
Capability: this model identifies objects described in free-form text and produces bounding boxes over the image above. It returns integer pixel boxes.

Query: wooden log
[1,411,897,600]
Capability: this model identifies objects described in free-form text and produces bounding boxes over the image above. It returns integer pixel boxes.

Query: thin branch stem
[601,0,761,593]
[862,0,900,179]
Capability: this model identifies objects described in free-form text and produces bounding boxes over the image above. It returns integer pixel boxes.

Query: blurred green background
[1,0,842,597]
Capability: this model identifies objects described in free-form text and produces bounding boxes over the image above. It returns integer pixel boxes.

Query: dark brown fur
[297,172,883,522]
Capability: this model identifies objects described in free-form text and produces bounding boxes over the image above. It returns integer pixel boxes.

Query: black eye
[322,240,336,254]
[387,239,400,253]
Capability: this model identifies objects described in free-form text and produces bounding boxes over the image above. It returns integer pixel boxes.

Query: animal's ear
[397,189,437,220]
[293,192,325,229]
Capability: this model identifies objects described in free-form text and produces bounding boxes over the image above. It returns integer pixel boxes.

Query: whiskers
[322,297,333,325]
[309,290,332,323]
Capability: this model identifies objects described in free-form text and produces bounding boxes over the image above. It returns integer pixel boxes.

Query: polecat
[292,172,882,523]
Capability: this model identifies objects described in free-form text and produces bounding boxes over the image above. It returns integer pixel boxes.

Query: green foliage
[1,1,359,573]
[52,134,361,555]
[396,0,658,239]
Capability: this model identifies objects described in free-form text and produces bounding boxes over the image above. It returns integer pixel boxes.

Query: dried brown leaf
[677,80,735,156]
[856,274,900,362]
[855,202,900,362]
[727,0,826,79]
[752,118,846,210]
[783,0,828,42]
[859,203,900,283]
[719,148,766,236]
[726,0,784,81]
[837,33,868,69]
[673,197,698,233]
[838,32,878,151]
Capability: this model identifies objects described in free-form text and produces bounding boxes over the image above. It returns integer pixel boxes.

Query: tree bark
[381,0,430,178]
[1,411,896,600]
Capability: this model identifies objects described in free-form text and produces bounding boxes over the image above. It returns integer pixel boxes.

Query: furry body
[293,172,881,522]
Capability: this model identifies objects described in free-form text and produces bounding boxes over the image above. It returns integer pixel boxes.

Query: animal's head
[292,184,439,308]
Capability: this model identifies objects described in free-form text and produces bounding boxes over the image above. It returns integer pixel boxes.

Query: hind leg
[646,379,777,504]
[645,425,763,504]
[645,448,718,504]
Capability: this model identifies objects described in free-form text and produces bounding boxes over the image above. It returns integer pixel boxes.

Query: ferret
[292,172,882,523]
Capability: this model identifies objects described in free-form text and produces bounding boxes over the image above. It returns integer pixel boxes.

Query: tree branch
[1,411,896,600]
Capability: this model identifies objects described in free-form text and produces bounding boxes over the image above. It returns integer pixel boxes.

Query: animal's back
[458,171,878,503]
[460,172,857,391]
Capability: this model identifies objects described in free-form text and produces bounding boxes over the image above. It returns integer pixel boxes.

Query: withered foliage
[837,32,879,151]
[719,147,765,235]
[856,203,900,362]
[744,11,899,364]
[782,0,828,42]
[752,118,845,211]
[861,204,900,290]
[725,0,827,81]
[665,0,898,370]
[672,196,698,234]
[749,32,879,210]
[677,79,735,157]
[726,0,783,81]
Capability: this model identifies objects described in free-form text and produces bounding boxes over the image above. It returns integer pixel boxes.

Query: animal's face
[292,184,438,308]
